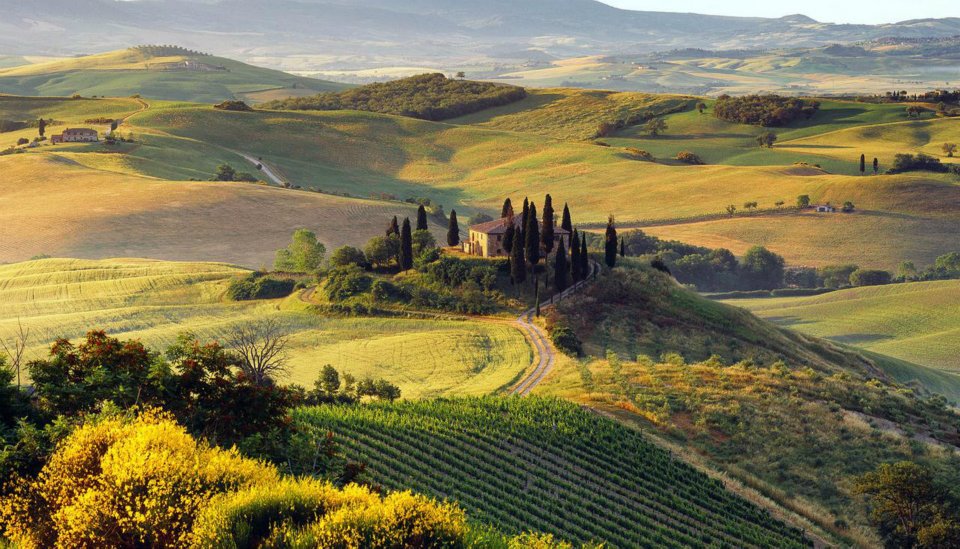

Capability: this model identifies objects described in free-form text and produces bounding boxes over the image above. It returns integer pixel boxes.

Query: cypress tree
[521,198,529,236]
[570,230,581,282]
[561,203,572,233]
[416,205,428,231]
[873,157,879,174]
[399,217,413,271]
[501,198,514,218]
[503,218,515,256]
[447,210,460,247]
[620,236,625,257]
[580,236,588,277]
[554,238,569,292]
[525,203,540,270]
[580,236,589,278]
[859,154,866,175]
[510,229,526,285]
[541,194,555,255]
[387,216,399,237]
[604,215,617,268]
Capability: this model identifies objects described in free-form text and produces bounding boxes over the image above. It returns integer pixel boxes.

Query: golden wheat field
[0,258,530,397]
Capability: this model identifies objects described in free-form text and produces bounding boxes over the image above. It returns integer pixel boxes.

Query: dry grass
[0,155,437,267]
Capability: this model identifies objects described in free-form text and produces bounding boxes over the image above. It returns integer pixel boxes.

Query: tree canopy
[262,73,527,121]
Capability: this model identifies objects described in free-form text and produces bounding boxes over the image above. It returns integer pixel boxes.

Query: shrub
[227,274,297,301]
[329,245,368,269]
[849,269,892,287]
[675,151,704,165]
[213,100,253,112]
[624,147,654,161]
[15,138,29,146]
[0,410,278,548]
[324,265,372,302]
[550,324,583,357]
[888,153,948,174]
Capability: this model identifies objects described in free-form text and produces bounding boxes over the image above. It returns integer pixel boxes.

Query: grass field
[1,91,958,277]
[450,88,694,140]
[642,207,960,270]
[724,280,960,373]
[0,48,347,103]
[0,155,443,267]
[605,99,913,175]
[0,258,530,398]
[778,115,960,166]
[294,397,808,548]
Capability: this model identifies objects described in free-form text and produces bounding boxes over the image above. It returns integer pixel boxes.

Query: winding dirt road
[510,260,599,396]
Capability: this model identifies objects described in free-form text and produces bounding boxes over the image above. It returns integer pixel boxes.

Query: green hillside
[0,46,347,103]
[725,280,960,373]
[295,397,809,548]
[539,263,960,545]
[0,258,529,397]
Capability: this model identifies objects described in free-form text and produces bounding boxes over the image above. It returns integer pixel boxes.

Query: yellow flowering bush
[0,410,278,548]
[0,410,476,549]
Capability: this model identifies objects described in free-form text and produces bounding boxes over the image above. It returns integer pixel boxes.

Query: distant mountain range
[3,0,960,72]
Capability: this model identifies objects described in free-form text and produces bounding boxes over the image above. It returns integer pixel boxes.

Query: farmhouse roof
[469,216,571,235]
[62,128,98,135]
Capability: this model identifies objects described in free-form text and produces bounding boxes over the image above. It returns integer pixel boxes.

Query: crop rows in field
[295,397,809,548]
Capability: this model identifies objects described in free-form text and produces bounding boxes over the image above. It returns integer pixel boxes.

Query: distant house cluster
[464,216,570,258]
[814,204,836,213]
[51,128,99,144]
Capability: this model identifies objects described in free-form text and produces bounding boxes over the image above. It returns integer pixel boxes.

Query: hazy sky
[598,0,955,25]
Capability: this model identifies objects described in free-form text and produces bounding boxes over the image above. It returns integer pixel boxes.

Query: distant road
[237,152,286,186]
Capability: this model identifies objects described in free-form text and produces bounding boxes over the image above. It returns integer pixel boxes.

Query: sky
[598,0,956,25]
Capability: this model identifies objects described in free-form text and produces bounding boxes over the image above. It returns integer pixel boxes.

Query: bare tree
[226,318,290,385]
[1,319,30,388]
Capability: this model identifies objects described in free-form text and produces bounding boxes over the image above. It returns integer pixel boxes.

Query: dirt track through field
[510,260,599,396]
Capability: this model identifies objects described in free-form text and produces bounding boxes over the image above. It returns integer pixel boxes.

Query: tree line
[261,73,528,121]
[713,94,820,127]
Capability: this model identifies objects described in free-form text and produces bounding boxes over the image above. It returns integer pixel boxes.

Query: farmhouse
[464,216,570,258]
[813,204,836,213]
[51,128,99,144]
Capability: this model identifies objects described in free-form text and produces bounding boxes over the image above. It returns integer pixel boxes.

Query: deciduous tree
[226,318,290,386]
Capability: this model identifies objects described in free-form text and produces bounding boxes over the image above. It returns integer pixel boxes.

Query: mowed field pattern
[725,280,960,372]
[0,259,530,398]
[0,155,440,267]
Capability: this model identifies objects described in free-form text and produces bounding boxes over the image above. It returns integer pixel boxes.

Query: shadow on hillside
[828,333,896,344]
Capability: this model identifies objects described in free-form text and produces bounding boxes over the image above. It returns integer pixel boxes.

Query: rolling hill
[537,263,960,546]
[0,154,442,267]
[0,46,347,103]
[3,0,960,82]
[295,397,809,548]
[724,280,960,373]
[0,258,530,398]
[2,90,958,274]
